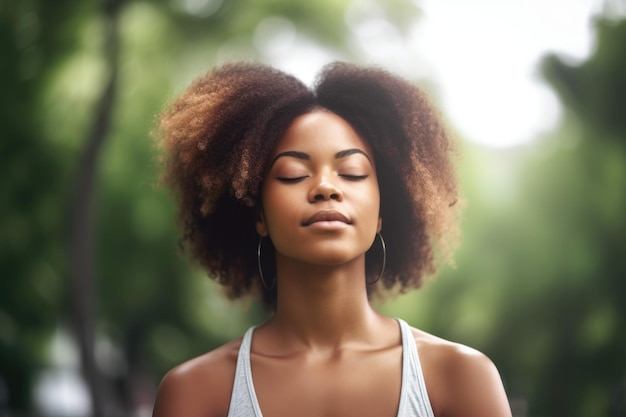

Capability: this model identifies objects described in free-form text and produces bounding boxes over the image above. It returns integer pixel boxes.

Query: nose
[309,176,343,202]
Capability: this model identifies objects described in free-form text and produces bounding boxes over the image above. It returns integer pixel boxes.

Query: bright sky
[269,0,604,148]
[409,0,599,148]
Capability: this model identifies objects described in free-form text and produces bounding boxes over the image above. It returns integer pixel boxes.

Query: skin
[152,110,512,417]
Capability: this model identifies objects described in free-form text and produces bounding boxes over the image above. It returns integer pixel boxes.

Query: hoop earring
[367,232,387,285]
[257,236,275,290]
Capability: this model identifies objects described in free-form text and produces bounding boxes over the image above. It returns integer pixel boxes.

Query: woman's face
[257,109,382,268]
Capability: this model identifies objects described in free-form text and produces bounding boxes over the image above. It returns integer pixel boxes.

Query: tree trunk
[69,0,124,416]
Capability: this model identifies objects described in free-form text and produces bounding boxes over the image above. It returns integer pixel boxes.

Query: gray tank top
[226,318,435,417]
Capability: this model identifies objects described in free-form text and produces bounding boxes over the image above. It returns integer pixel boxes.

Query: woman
[152,62,512,417]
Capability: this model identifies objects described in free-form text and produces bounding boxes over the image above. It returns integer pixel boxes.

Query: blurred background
[1,0,625,416]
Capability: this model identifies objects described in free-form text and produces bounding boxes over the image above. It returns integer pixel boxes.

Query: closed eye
[340,174,368,181]
[277,176,308,183]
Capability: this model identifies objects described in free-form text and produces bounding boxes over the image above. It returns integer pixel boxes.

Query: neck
[269,254,381,350]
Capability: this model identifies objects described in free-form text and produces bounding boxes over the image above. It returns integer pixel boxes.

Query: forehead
[273,110,374,158]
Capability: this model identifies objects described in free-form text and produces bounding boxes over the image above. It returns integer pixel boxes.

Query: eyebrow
[335,148,372,163]
[270,148,372,167]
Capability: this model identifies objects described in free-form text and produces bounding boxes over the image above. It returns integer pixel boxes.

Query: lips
[302,210,351,226]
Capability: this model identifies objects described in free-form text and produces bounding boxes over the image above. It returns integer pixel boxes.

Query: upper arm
[442,347,512,417]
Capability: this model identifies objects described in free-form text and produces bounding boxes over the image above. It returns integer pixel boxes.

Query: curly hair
[156,61,459,308]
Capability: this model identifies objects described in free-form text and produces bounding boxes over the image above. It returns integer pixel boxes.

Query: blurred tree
[531,16,626,417]
[0,0,92,412]
[69,1,126,415]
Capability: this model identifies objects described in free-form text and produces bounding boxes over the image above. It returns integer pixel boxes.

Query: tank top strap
[227,326,263,417]
[396,318,435,417]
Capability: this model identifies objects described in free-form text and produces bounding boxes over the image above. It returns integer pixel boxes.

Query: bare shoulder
[410,327,512,417]
[152,338,242,417]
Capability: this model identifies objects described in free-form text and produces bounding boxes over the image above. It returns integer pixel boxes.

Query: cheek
[261,189,296,230]
[364,182,381,215]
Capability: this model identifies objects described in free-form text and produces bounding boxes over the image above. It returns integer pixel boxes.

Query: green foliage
[543,18,626,144]
[0,0,86,410]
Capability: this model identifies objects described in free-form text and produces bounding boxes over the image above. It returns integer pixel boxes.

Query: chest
[250,347,403,417]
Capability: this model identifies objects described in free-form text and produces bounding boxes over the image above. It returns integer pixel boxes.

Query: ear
[377,217,382,233]
[256,210,269,237]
